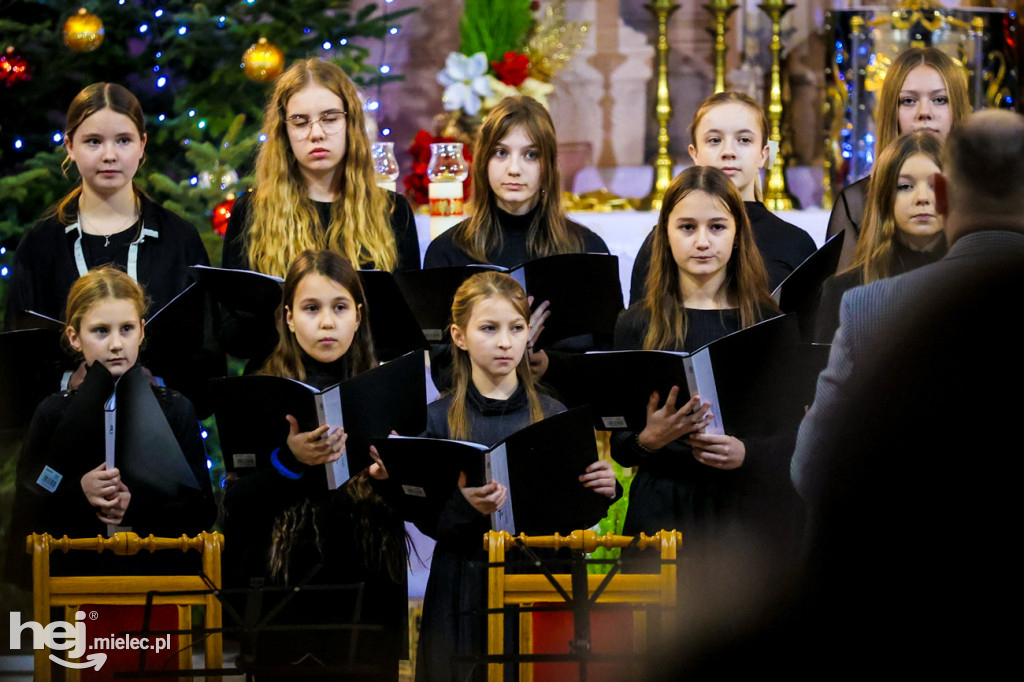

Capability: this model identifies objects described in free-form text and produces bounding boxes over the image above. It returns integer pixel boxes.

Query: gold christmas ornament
[63,8,105,53]
[242,37,284,83]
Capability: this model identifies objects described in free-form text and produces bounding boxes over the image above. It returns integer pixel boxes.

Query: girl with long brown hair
[221,250,407,680]
[815,132,946,342]
[611,166,788,550]
[415,270,616,682]
[5,83,208,330]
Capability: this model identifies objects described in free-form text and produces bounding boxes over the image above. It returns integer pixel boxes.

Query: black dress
[414,384,564,682]
[813,237,946,343]
[4,195,209,330]
[627,201,816,305]
[609,305,797,551]
[423,205,608,268]
[221,352,408,681]
[222,189,421,273]
[7,362,215,585]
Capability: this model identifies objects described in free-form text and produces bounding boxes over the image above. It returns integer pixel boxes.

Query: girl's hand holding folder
[459,473,507,515]
[687,432,746,470]
[285,415,347,466]
[638,387,713,451]
[81,463,131,523]
[579,460,617,498]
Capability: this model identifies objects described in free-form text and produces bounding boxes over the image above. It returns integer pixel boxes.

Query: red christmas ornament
[491,51,530,87]
[0,46,31,87]
[211,196,235,236]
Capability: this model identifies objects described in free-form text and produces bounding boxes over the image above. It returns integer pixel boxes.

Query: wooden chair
[26,531,224,682]
[485,529,682,682]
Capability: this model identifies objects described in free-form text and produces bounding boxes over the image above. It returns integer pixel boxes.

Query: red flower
[491,52,530,87]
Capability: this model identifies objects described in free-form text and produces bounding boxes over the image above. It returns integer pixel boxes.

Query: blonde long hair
[446,272,544,440]
[63,266,149,358]
[643,167,777,351]
[452,96,584,263]
[688,91,770,202]
[848,132,944,284]
[874,47,970,155]
[244,59,397,277]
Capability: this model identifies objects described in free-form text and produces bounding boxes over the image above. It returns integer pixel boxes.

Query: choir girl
[8,267,214,578]
[415,270,616,682]
[4,83,208,330]
[423,95,609,382]
[815,132,946,342]
[826,47,969,269]
[221,58,419,364]
[629,91,815,303]
[611,166,792,553]
[221,250,407,680]
[223,59,419,277]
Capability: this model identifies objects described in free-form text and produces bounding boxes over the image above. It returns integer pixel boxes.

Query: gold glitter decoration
[524,0,589,83]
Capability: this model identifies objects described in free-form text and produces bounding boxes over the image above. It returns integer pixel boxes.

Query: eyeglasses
[285,111,346,137]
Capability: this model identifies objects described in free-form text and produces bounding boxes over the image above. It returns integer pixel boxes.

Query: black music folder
[396,254,623,345]
[373,406,609,535]
[772,231,845,341]
[0,327,65,429]
[211,350,427,488]
[561,314,801,435]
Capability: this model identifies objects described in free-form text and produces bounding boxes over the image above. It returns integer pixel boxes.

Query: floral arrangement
[404,0,587,205]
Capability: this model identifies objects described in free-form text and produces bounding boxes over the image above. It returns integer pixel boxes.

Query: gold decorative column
[640,0,681,211]
[759,0,796,211]
[704,0,738,94]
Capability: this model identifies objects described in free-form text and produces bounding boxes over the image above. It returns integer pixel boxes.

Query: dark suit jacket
[792,229,1024,500]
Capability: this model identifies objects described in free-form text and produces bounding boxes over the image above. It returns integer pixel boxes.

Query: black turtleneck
[423,204,609,268]
[298,350,352,391]
[814,235,947,343]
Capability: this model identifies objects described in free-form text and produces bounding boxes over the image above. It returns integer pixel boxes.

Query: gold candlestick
[705,0,738,94]
[640,0,681,211]
[759,0,797,211]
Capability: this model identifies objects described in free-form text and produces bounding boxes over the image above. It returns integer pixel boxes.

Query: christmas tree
[0,0,414,289]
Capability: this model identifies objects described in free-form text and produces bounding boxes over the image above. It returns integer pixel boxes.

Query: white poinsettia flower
[437,51,492,116]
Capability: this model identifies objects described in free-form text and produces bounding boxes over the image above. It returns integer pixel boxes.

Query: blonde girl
[223,59,419,278]
[415,271,616,682]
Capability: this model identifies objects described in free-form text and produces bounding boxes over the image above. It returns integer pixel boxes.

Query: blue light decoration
[153,65,160,72]
[155,51,162,58]
[1,247,6,255]
[382,127,391,136]
[188,109,196,117]
[366,99,380,111]
[201,430,208,439]
[218,16,226,27]
[154,8,164,17]
[1,266,8,277]
[177,25,188,35]
[864,132,875,145]
[198,119,207,129]
[836,54,844,64]
[380,64,390,74]
[258,134,268,142]
[322,41,332,50]
[304,27,311,34]
[158,114,166,121]
[139,23,148,33]
[157,76,167,87]
[52,132,63,143]
[389,27,398,35]
[207,459,213,469]
[190,176,198,185]
[339,38,348,46]
[13,139,23,150]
